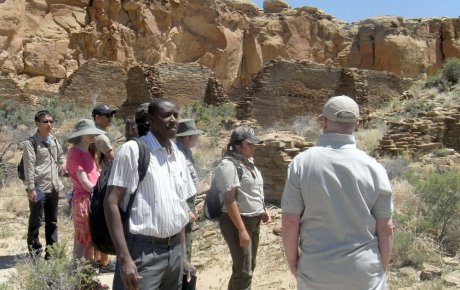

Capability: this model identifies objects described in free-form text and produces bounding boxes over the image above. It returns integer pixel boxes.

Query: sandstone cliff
[1,0,459,94]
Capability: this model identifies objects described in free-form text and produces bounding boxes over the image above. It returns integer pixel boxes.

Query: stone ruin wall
[238,60,413,127]
[59,60,227,119]
[61,59,128,108]
[378,106,460,155]
[255,132,315,203]
[119,63,228,118]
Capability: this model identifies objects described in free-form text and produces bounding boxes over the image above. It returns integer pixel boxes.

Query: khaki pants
[219,213,261,290]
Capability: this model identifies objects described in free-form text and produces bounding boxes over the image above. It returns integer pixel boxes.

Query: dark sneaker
[99,261,116,273]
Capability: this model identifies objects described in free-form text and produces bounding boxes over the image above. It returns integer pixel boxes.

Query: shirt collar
[317,133,356,149]
[228,152,255,169]
[142,131,178,152]
[176,141,192,156]
[35,133,52,144]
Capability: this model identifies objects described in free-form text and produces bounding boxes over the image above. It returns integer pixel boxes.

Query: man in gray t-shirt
[281,96,393,290]
[92,104,117,171]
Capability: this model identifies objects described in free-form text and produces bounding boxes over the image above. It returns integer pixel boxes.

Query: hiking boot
[99,260,116,273]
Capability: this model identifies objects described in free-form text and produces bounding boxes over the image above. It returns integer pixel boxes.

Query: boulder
[263,0,289,13]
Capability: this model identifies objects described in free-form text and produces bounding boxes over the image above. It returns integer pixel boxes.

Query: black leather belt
[129,233,180,246]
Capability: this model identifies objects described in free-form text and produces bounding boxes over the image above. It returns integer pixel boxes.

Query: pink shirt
[66,146,100,197]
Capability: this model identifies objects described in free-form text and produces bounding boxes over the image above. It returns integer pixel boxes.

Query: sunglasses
[39,120,54,124]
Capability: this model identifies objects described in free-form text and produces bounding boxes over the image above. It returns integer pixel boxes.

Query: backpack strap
[223,156,244,181]
[124,137,151,215]
[29,136,38,154]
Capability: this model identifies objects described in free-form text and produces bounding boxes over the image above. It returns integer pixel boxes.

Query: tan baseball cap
[320,95,359,123]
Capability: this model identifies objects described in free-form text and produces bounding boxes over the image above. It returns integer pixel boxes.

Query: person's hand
[188,211,196,223]
[261,210,271,224]
[183,259,197,282]
[27,190,36,202]
[289,263,298,278]
[120,256,142,290]
[238,228,250,247]
[59,164,67,177]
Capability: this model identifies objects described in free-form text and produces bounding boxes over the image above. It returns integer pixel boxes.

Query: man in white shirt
[281,95,394,290]
[105,98,196,290]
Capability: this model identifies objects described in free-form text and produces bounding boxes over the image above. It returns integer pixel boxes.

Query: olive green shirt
[23,133,64,193]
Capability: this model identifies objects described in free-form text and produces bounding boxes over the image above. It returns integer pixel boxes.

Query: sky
[251,0,460,23]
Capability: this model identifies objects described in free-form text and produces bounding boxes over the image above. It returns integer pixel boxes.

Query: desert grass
[355,127,384,154]
[266,114,321,142]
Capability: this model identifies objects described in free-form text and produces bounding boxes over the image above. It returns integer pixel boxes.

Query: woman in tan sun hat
[66,119,113,270]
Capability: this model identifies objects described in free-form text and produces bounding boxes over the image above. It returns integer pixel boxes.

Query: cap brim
[176,129,204,137]
[94,109,117,116]
[247,137,263,145]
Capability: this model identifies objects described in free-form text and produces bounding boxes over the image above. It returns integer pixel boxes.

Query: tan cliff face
[0,0,459,93]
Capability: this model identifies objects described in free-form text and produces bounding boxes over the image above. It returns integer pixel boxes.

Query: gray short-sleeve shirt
[214,157,265,217]
[282,133,393,289]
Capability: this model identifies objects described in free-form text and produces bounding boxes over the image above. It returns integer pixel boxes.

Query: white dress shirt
[108,132,196,238]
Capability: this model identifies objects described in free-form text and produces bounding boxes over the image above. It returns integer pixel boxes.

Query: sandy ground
[0,194,295,290]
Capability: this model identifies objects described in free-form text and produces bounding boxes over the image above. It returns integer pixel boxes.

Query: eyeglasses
[39,120,54,124]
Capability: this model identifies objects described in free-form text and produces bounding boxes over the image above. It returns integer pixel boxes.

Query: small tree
[412,171,460,241]
[441,57,460,85]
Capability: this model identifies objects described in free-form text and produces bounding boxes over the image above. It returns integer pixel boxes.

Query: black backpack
[18,137,37,181]
[204,157,243,219]
[89,138,150,255]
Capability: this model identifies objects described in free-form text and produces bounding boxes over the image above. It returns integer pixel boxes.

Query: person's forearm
[226,201,245,232]
[104,186,131,258]
[223,189,246,232]
[379,236,392,270]
[376,218,393,270]
[76,171,94,193]
[282,213,300,274]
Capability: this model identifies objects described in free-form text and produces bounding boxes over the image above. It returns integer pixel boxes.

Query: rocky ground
[0,191,459,289]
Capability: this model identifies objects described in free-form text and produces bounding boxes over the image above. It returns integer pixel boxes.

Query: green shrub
[425,58,460,91]
[181,102,236,146]
[441,57,460,85]
[392,232,443,269]
[0,99,35,128]
[269,115,321,142]
[410,171,460,242]
[8,241,106,290]
[431,148,450,157]
[402,98,435,117]
[380,157,411,180]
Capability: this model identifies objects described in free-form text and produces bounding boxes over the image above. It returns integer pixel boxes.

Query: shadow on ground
[0,254,23,270]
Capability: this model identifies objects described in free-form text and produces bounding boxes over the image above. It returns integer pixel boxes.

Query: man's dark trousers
[27,189,59,258]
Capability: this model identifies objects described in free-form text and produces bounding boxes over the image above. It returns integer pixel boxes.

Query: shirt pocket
[172,170,188,200]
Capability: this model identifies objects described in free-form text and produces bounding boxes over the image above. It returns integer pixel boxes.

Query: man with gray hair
[281,95,394,290]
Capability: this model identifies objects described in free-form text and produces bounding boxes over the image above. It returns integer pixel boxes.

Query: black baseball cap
[230,126,263,144]
[92,104,117,117]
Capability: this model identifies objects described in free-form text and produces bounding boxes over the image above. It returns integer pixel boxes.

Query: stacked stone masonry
[378,106,460,155]
[255,132,315,203]
[238,60,412,126]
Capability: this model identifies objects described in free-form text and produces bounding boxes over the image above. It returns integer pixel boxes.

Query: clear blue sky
[251,0,460,22]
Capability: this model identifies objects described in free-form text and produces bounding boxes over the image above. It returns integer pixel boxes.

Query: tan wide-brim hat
[176,118,204,137]
[68,119,106,143]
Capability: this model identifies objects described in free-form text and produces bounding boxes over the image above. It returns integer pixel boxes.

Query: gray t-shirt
[282,133,393,290]
[213,156,265,217]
